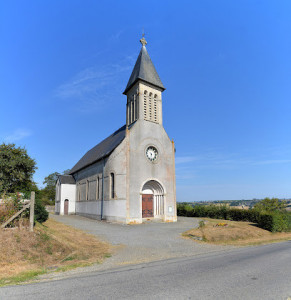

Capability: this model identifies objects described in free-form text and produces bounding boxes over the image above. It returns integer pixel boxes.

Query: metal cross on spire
[140,31,147,46]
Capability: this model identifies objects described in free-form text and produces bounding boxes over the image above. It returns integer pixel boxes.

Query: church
[55,36,177,224]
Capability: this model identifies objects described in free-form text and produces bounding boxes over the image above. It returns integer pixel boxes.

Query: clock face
[146,146,158,161]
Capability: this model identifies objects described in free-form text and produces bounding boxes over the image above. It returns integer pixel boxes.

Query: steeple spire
[123,36,165,94]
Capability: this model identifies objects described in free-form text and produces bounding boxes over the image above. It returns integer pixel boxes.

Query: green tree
[253,197,287,212]
[41,172,60,205]
[41,169,70,205]
[0,143,37,196]
[43,172,60,189]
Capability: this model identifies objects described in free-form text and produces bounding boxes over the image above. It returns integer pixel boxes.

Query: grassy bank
[0,218,111,285]
[183,218,291,246]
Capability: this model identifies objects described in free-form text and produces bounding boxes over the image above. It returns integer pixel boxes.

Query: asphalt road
[1,241,291,300]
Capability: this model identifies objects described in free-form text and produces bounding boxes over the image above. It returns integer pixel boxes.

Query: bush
[198,220,205,228]
[227,209,260,223]
[257,212,289,232]
[34,198,49,223]
[286,213,291,231]
[177,203,194,217]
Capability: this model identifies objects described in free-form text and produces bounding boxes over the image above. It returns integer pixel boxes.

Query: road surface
[1,241,290,300]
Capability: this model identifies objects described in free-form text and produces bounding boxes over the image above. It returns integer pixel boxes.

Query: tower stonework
[124,37,177,223]
[124,37,165,127]
[126,82,163,126]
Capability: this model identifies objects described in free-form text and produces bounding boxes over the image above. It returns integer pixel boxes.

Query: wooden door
[142,194,153,218]
[64,199,69,215]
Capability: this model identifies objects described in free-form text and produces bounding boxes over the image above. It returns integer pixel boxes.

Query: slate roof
[58,175,76,185]
[123,45,165,94]
[69,125,126,174]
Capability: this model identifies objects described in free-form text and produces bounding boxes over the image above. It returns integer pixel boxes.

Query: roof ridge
[69,125,126,174]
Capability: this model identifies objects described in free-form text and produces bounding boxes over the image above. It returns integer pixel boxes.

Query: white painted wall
[73,138,128,223]
[75,199,127,222]
[55,182,76,215]
[60,184,76,215]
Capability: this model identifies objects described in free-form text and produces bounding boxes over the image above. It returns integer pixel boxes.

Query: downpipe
[101,159,105,220]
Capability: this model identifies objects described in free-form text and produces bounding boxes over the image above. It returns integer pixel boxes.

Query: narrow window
[133,94,136,121]
[127,100,130,124]
[131,97,134,123]
[149,92,153,120]
[154,94,158,123]
[96,177,99,200]
[78,183,81,201]
[110,173,115,199]
[86,180,89,200]
[135,93,138,120]
[144,90,148,120]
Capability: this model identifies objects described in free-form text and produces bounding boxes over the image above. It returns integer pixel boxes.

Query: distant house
[55,37,177,224]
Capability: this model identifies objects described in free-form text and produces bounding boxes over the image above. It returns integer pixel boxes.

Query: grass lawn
[0,218,111,286]
[183,218,291,246]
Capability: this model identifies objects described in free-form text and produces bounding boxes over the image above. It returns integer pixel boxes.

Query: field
[184,218,291,246]
[0,218,111,285]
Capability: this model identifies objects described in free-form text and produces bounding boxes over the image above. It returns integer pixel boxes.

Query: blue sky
[1,0,290,201]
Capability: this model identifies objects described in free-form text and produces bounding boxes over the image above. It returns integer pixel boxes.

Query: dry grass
[0,218,111,281]
[184,218,291,246]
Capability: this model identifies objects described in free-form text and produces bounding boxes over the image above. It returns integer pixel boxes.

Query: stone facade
[55,38,177,224]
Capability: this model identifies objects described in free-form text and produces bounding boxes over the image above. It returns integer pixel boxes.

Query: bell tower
[123,36,165,127]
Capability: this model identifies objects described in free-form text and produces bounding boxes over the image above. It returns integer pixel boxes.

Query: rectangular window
[96,177,99,200]
[131,100,134,123]
[78,184,81,202]
[135,94,138,120]
[79,183,86,201]
[86,180,89,200]
[110,173,115,199]
[88,180,96,201]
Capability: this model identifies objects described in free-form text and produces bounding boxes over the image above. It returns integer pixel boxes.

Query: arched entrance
[64,199,69,215]
[141,180,164,218]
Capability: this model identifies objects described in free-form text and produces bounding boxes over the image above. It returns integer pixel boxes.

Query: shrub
[286,213,291,231]
[34,198,49,224]
[198,220,205,228]
[177,203,186,216]
[177,203,194,217]
[227,208,260,223]
[257,213,288,232]
[192,205,205,217]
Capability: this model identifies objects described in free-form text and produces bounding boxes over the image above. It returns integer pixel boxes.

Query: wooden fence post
[29,192,35,232]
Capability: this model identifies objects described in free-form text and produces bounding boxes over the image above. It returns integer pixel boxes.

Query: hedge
[177,203,291,232]
[257,212,290,232]
[286,213,291,231]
